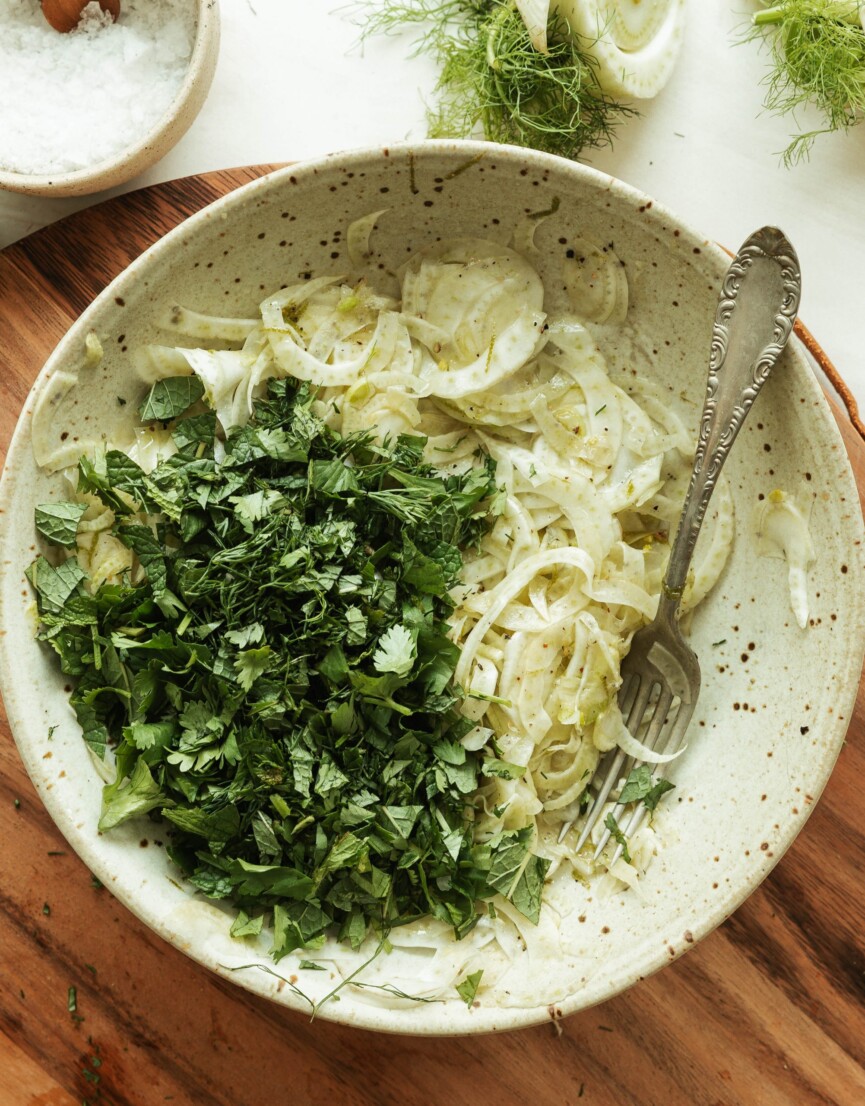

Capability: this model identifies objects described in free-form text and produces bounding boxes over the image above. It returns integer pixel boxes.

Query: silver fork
[560,226,802,862]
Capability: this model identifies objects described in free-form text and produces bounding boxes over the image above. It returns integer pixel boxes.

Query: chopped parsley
[29,378,549,958]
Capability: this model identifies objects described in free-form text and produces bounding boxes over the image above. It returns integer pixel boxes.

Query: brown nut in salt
[42,0,121,34]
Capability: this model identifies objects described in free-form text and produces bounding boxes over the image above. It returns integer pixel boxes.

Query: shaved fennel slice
[160,305,259,342]
[173,348,254,433]
[125,425,178,474]
[401,238,545,329]
[266,310,408,388]
[756,488,816,629]
[556,0,687,99]
[341,389,422,438]
[134,345,194,385]
[516,0,551,52]
[600,449,664,513]
[562,239,628,324]
[31,370,80,467]
[347,208,388,267]
[261,276,344,315]
[455,547,596,687]
[418,309,547,399]
[511,195,562,257]
[595,699,686,764]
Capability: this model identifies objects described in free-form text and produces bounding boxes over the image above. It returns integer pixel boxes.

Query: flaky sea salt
[0,0,195,176]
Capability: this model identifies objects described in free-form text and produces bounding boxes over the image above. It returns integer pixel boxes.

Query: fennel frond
[351,1,636,160]
[747,0,865,164]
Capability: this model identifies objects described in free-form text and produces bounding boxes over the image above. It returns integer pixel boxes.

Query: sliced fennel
[555,0,687,98]
[756,487,816,629]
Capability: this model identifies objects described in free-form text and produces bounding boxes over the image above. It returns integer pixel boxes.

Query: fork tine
[557,672,638,846]
[570,668,645,840]
[607,700,694,864]
[609,802,650,866]
[592,683,674,859]
[572,748,626,850]
[572,670,658,851]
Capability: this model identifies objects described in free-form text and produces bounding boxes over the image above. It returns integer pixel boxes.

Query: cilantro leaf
[229,910,265,938]
[98,758,165,831]
[235,646,273,692]
[373,624,416,677]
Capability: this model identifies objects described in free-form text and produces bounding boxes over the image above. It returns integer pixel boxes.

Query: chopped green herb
[42,903,51,916]
[29,378,547,956]
[298,959,327,971]
[67,985,77,1013]
[618,764,675,812]
[139,376,205,422]
[712,639,727,647]
[352,981,437,1002]
[13,798,20,810]
[456,968,483,1008]
[603,813,631,864]
[35,502,87,548]
[594,405,607,415]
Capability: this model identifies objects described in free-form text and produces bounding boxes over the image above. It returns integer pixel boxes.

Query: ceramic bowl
[1,142,863,1034]
[0,0,219,198]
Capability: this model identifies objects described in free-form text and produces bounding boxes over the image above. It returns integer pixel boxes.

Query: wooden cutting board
[0,167,863,1106]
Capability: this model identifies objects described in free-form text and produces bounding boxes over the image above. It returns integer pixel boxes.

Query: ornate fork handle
[661,227,802,611]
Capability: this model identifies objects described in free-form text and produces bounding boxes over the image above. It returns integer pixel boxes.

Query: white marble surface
[1,0,863,409]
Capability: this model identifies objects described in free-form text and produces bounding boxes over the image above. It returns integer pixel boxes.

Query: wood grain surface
[0,167,863,1106]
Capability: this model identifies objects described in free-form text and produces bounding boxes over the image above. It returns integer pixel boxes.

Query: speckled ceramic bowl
[0,0,219,198]
[1,142,863,1034]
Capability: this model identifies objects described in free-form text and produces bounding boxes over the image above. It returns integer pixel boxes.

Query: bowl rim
[0,0,220,196]
[1,139,864,1034]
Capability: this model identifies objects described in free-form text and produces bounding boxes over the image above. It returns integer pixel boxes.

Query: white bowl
[0,0,219,198]
[1,142,863,1034]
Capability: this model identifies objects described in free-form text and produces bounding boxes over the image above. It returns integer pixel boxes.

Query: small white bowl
[0,0,219,198]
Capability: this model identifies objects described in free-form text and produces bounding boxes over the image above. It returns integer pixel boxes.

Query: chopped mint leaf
[35,502,87,548]
[618,764,675,811]
[139,376,204,422]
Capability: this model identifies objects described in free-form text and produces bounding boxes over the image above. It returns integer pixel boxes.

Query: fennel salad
[27,223,733,1008]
